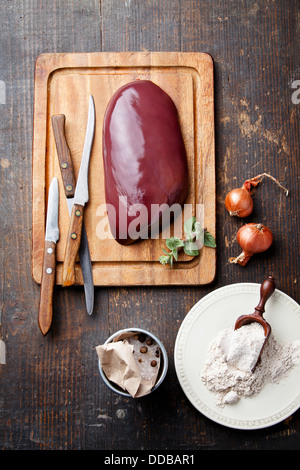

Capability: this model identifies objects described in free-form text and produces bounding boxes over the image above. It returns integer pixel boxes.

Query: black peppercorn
[138,334,146,343]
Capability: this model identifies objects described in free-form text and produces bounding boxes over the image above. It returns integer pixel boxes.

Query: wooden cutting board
[32,52,216,286]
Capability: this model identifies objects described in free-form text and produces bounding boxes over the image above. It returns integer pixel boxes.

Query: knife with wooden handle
[60,95,95,289]
[38,240,56,335]
[62,203,84,285]
[51,114,76,199]
[51,112,94,314]
[38,177,59,335]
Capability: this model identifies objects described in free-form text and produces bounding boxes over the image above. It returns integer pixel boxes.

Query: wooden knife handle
[51,114,76,198]
[38,240,56,336]
[62,203,84,286]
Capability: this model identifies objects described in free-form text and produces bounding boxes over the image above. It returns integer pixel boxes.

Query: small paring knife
[51,110,94,315]
[38,177,59,336]
[60,95,95,289]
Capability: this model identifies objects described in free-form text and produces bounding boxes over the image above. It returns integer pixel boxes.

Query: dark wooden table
[1,0,299,451]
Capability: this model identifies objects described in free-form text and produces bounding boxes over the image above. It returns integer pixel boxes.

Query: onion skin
[230,223,273,266]
[225,187,254,217]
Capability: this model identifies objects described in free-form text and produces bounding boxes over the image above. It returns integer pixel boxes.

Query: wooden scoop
[234,275,276,369]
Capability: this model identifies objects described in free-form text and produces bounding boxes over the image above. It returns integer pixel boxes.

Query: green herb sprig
[159,216,216,267]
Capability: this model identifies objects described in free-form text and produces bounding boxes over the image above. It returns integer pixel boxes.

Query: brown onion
[225,186,254,217]
[229,223,273,266]
[225,173,288,218]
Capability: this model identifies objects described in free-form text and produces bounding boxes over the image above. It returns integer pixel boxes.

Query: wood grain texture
[38,240,56,335]
[0,0,299,452]
[62,203,84,286]
[32,51,216,287]
[51,114,76,198]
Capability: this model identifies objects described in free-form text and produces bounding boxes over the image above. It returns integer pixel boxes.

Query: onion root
[243,172,289,196]
[229,252,253,266]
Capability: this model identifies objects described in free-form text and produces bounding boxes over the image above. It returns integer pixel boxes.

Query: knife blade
[38,177,59,335]
[61,95,95,288]
[51,113,94,315]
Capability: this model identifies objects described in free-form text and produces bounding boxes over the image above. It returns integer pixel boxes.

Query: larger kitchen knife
[38,177,59,336]
[51,110,94,315]
[60,95,95,290]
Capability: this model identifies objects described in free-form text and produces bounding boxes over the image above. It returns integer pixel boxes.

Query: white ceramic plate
[174,283,300,430]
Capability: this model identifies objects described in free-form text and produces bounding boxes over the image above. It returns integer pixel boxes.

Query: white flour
[221,322,266,372]
[201,322,300,407]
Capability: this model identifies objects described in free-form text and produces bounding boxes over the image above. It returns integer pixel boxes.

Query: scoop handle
[254,275,276,315]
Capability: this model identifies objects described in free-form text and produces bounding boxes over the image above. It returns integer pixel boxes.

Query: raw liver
[102,80,189,245]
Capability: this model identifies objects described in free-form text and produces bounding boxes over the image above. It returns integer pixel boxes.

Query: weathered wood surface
[0,0,299,451]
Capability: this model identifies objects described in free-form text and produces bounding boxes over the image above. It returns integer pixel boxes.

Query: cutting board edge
[32,51,216,286]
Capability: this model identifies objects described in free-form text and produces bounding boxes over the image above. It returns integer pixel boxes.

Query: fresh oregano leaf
[184,248,200,256]
[158,255,168,265]
[159,253,173,266]
[204,231,216,248]
[159,218,216,268]
[166,237,185,250]
[184,216,197,236]
[194,221,202,240]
